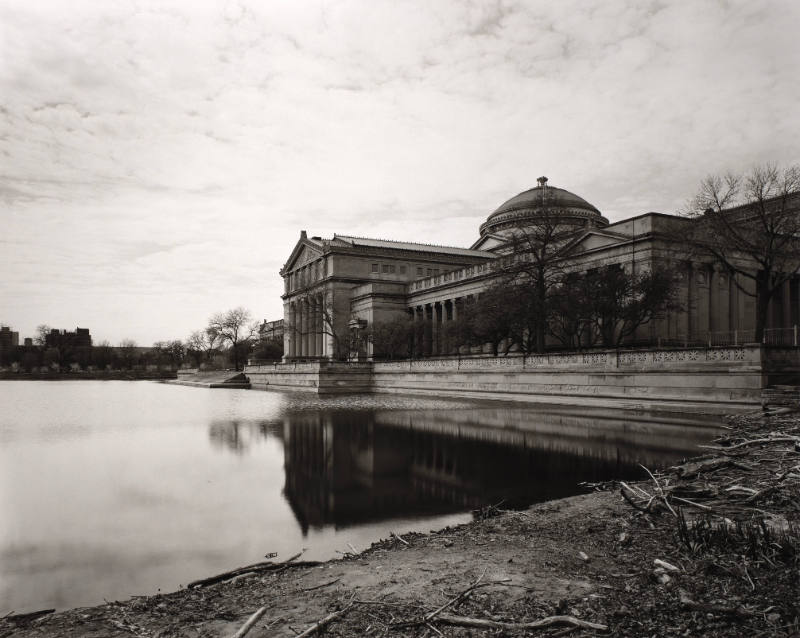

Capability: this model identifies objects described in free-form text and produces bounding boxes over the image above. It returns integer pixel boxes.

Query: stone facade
[245,344,797,410]
[278,179,800,360]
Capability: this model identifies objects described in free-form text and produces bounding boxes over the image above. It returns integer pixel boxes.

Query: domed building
[473,176,609,251]
[277,178,791,360]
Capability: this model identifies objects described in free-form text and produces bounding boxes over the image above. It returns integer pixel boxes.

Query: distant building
[45,327,92,349]
[259,319,284,341]
[0,326,19,351]
[23,338,33,347]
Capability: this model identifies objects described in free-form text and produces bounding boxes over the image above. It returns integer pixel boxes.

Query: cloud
[1,0,799,343]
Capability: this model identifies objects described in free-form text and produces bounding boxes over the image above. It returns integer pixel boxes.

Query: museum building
[279,177,800,360]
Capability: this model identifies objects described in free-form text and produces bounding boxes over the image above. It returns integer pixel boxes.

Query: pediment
[470,234,505,252]
[562,230,630,255]
[284,239,323,272]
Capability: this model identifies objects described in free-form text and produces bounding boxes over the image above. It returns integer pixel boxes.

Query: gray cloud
[1,0,799,344]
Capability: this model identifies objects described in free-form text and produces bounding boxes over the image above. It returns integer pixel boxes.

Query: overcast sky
[1,0,799,346]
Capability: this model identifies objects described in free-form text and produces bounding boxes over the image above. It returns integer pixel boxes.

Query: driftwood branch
[3,609,55,624]
[229,605,268,638]
[700,436,799,452]
[678,588,755,617]
[291,599,355,638]
[187,555,321,588]
[434,613,608,632]
[391,532,410,546]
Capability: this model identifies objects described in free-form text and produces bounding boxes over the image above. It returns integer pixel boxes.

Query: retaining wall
[244,346,786,409]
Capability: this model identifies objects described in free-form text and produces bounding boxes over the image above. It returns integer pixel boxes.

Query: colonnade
[285,294,329,358]
[408,297,468,357]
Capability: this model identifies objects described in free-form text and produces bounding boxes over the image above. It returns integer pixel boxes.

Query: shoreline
[0,371,177,381]
[3,408,798,637]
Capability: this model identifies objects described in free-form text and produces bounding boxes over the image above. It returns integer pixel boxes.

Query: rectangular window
[382,264,390,274]
[389,265,396,274]
[434,269,440,276]
[417,267,423,276]
[372,263,379,273]
[427,268,433,276]
[400,265,407,274]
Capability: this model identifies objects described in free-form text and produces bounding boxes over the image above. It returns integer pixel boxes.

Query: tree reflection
[208,419,283,454]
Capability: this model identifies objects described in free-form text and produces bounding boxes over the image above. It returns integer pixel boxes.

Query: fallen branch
[434,613,608,632]
[292,599,355,638]
[3,609,55,624]
[391,532,409,546]
[301,577,341,592]
[678,588,755,617]
[620,482,655,513]
[187,556,321,588]
[640,465,677,517]
[701,436,799,452]
[229,605,268,638]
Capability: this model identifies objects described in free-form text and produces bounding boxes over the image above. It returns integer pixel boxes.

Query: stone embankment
[3,408,798,638]
[245,345,790,412]
[166,370,251,389]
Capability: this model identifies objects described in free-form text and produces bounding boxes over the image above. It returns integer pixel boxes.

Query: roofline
[333,233,489,256]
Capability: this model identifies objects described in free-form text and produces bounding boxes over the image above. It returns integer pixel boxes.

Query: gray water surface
[0,380,722,613]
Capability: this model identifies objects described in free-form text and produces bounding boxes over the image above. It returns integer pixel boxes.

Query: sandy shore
[3,409,798,638]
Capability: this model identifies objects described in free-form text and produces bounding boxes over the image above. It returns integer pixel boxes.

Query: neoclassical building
[280,178,800,360]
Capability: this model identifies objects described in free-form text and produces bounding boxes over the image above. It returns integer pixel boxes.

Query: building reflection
[282,407,721,533]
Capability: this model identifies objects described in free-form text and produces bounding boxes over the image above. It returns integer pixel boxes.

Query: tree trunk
[755,273,772,343]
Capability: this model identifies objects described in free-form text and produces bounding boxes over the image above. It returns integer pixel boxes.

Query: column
[316,294,324,356]
[300,298,308,357]
[284,303,295,359]
[423,304,433,357]
[307,297,316,357]
[413,307,423,357]
[432,302,442,356]
[324,292,335,359]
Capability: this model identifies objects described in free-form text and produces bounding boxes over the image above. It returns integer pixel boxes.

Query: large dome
[479,177,608,238]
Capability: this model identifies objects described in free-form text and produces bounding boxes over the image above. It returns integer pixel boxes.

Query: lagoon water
[0,380,722,613]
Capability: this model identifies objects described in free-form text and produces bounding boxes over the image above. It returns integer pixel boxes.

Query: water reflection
[280,406,720,533]
[207,419,283,454]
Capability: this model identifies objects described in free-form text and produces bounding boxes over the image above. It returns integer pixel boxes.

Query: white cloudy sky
[1,0,799,346]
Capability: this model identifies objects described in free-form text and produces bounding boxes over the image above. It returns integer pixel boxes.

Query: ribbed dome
[480,177,608,238]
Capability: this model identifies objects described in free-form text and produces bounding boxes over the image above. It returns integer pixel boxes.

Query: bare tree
[118,339,138,370]
[186,329,219,366]
[207,307,257,370]
[683,164,800,341]
[284,291,350,360]
[34,324,51,346]
[581,266,680,347]
[490,208,579,353]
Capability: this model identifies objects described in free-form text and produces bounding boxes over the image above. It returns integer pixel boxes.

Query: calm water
[0,380,722,613]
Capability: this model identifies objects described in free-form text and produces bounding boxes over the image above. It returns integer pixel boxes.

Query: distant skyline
[2,0,799,346]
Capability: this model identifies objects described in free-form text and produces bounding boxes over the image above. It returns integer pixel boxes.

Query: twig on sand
[639,464,677,517]
[301,577,341,592]
[700,436,799,452]
[2,609,55,624]
[187,551,320,588]
[291,595,356,638]
[228,605,269,638]
[678,588,756,617]
[433,613,608,632]
[391,532,410,546]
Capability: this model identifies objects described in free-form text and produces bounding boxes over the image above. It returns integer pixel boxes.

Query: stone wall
[247,360,373,394]
[370,347,765,409]
[244,345,781,409]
